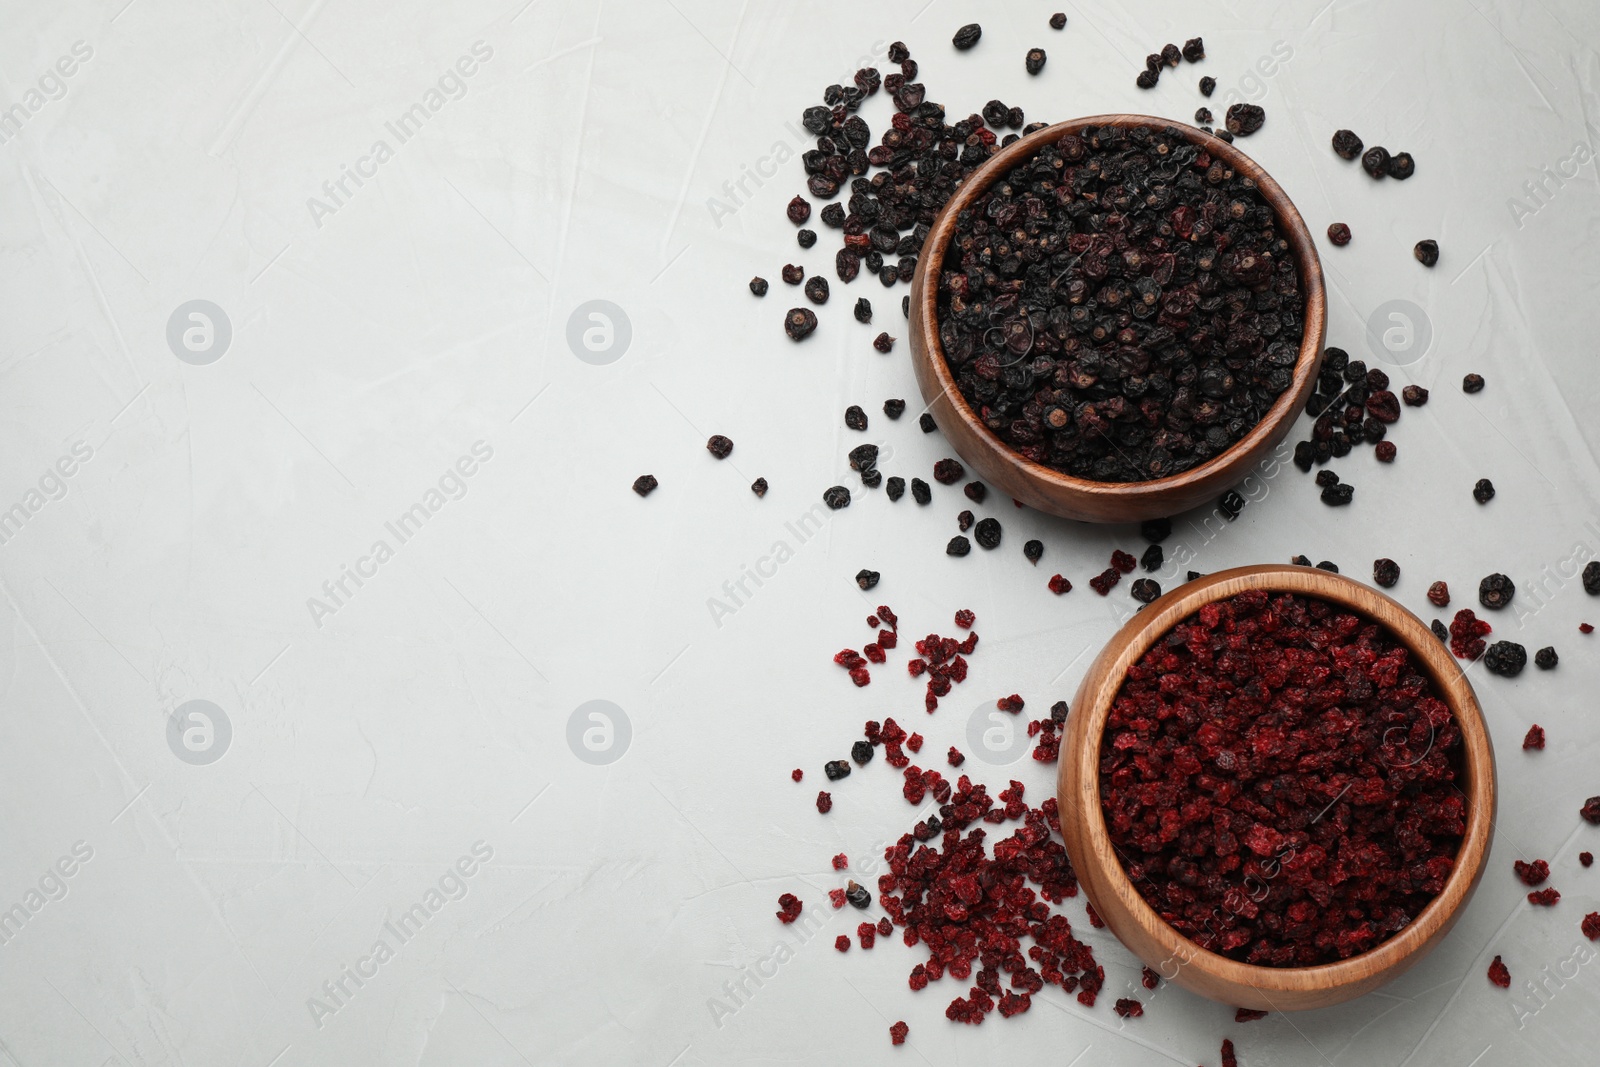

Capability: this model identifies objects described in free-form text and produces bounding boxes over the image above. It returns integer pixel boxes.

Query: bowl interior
[1060,564,1495,1006]
[912,115,1327,502]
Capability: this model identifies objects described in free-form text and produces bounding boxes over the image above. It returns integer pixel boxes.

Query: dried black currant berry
[873,332,895,353]
[1130,578,1161,603]
[845,405,868,431]
[784,307,817,341]
[751,477,768,497]
[632,474,658,497]
[1463,373,1485,393]
[855,568,879,590]
[1025,48,1047,75]
[953,23,982,50]
[1225,103,1265,135]
[1195,107,1213,125]
[885,476,905,501]
[1182,37,1205,62]
[804,276,829,305]
[1431,619,1449,642]
[1331,129,1363,159]
[1187,571,1205,581]
[1219,490,1245,520]
[1320,483,1354,506]
[910,478,931,505]
[946,535,971,557]
[847,444,878,472]
[1316,560,1340,573]
[1315,469,1340,488]
[1141,544,1163,571]
[919,412,936,433]
[1327,223,1352,246]
[1483,641,1527,677]
[1024,539,1044,565]
[1535,646,1558,670]
[1361,145,1390,178]
[845,880,871,908]
[956,510,974,532]
[974,517,1002,549]
[933,458,964,484]
[883,398,906,419]
[854,297,872,323]
[1479,573,1515,610]
[1414,240,1439,267]
[749,276,768,296]
[1584,560,1600,594]
[782,264,803,285]
[1050,13,1067,30]
[1136,69,1159,89]
[824,759,852,781]
[797,228,816,249]
[1373,558,1400,588]
[706,435,733,459]
[1473,478,1495,504]
[851,741,874,766]
[1402,385,1429,406]
[823,486,851,510]
[1199,76,1216,96]
[1387,152,1415,179]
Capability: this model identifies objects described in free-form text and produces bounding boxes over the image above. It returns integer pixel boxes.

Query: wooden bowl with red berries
[907,115,1326,523]
[1057,564,1496,1011]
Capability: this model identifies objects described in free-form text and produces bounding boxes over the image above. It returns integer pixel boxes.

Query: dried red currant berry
[1375,441,1397,462]
[1236,1008,1268,1022]
[1048,574,1071,594]
[1479,573,1515,610]
[873,332,895,353]
[1528,888,1561,906]
[1085,902,1104,928]
[776,893,803,923]
[1535,646,1557,669]
[1024,539,1044,565]
[1584,797,1600,824]
[1225,103,1265,135]
[947,536,971,557]
[996,694,1024,713]
[1111,550,1138,574]
[830,853,849,871]
[834,935,850,952]
[823,486,851,510]
[889,1021,909,1045]
[1140,967,1160,990]
[1584,623,1596,634]
[1373,558,1400,588]
[1089,567,1120,594]
[1113,998,1143,1018]
[1586,914,1600,940]
[1362,145,1391,177]
[1584,853,1595,867]
[1130,578,1161,603]
[954,609,975,629]
[1388,152,1416,179]
[974,518,1002,549]
[829,888,846,908]
[1515,859,1550,885]
[1222,1039,1238,1067]
[1199,75,1216,96]
[1488,956,1510,987]
[905,733,923,753]
[791,768,803,782]
[1484,641,1527,677]
[751,477,768,497]
[1331,129,1364,159]
[1449,608,1492,660]
[785,307,818,341]
[933,458,965,484]
[816,791,832,813]
[1327,222,1352,246]
[1463,373,1485,393]
[845,405,868,431]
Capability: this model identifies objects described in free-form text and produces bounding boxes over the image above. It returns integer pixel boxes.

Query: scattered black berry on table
[1362,146,1390,178]
[823,486,852,510]
[1136,69,1159,90]
[848,444,878,471]
[1473,478,1495,504]
[861,468,881,488]
[632,475,658,497]
[933,458,964,485]
[1484,641,1527,677]
[1050,13,1067,30]
[804,276,829,305]
[1463,373,1485,393]
[974,517,1002,549]
[1375,441,1397,462]
[946,535,971,556]
[1402,385,1429,406]
[1199,76,1216,96]
[1584,561,1600,594]
[1183,37,1205,62]
[1220,491,1245,520]
[1315,470,1340,489]
[885,476,905,501]
[1024,539,1044,565]
[1321,483,1354,506]
[1415,240,1439,267]
[1431,619,1449,642]
[797,228,816,248]
[1373,558,1400,588]
[1388,152,1415,179]
[852,740,874,765]
[706,434,733,459]
[1142,544,1163,571]
[1317,560,1340,572]
[786,195,810,224]
[1026,48,1047,75]
[782,264,803,284]
[1328,222,1352,246]
[824,759,852,781]
[956,509,973,531]
[883,399,905,419]
[918,413,936,434]
[1141,518,1172,543]
[1161,43,1182,67]
[910,478,931,505]
[845,405,868,431]
[853,297,872,323]
[1479,573,1515,610]
[1535,646,1558,670]
[751,477,768,497]
[873,332,895,353]
[1131,578,1162,603]
[1226,103,1265,135]
[1195,106,1213,125]
[785,307,817,341]
[1331,129,1363,159]
[749,276,768,296]
[953,23,982,50]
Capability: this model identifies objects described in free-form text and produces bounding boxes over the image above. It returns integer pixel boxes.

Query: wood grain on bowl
[1056,565,1496,1011]
[908,116,1327,523]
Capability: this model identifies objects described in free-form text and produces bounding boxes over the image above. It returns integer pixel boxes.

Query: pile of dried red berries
[935,124,1306,482]
[1101,590,1464,966]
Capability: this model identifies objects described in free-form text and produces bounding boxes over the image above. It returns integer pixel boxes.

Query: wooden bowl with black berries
[907,116,1326,523]
[1057,564,1496,1011]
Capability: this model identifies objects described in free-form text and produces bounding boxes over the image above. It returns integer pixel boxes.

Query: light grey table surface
[3,1,1599,1064]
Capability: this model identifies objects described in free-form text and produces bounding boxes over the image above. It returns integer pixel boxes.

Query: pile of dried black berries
[934,124,1306,482]
[1291,349,1411,500]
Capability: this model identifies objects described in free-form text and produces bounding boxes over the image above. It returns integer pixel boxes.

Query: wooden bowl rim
[910,114,1327,498]
[1058,563,1496,998]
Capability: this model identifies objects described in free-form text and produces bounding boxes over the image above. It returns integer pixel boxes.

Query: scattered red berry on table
[832,853,848,871]
[835,935,850,952]
[1528,888,1561,906]
[1049,574,1072,594]
[1488,955,1510,987]
[792,768,803,782]
[889,1020,908,1045]
[816,791,832,813]
[1236,1008,1268,1022]
[1523,725,1545,750]
[776,894,803,924]
[1584,913,1600,940]
[1514,859,1549,886]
